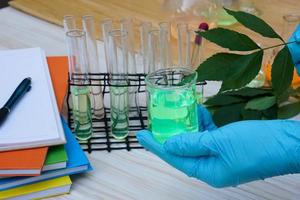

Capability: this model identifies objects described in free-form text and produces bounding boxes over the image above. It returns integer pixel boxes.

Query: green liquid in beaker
[71,86,93,140]
[110,86,129,139]
[148,88,198,143]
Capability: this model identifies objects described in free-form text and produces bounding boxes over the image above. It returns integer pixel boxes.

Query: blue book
[0,118,92,191]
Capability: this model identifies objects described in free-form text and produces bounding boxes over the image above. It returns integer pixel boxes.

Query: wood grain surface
[1,1,300,199]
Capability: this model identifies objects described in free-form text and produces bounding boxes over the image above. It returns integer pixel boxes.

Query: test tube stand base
[67,73,147,153]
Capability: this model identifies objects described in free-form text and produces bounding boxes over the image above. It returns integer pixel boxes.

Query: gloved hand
[288,24,300,75]
[137,106,300,188]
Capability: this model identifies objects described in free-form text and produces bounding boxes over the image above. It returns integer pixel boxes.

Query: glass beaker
[66,29,93,140]
[215,0,238,26]
[108,30,129,140]
[163,0,217,35]
[145,68,199,143]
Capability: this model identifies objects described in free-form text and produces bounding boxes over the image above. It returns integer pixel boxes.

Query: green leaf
[271,46,294,96]
[277,89,290,104]
[245,96,277,110]
[197,28,261,51]
[224,8,283,41]
[278,102,300,119]
[213,103,245,127]
[263,105,278,119]
[287,86,300,97]
[206,106,218,115]
[241,108,262,120]
[222,87,273,97]
[221,50,263,91]
[204,94,245,106]
[196,53,243,81]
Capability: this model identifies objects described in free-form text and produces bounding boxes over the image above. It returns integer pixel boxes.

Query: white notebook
[0,48,66,151]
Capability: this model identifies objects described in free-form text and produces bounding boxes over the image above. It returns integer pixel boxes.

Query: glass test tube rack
[66,72,206,153]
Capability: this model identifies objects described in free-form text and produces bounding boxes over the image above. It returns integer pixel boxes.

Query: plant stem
[262,41,297,51]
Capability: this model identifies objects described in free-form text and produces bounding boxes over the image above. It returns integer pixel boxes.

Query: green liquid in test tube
[110,86,129,139]
[71,86,92,140]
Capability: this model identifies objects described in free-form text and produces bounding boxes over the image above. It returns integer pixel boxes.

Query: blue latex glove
[288,24,300,75]
[137,106,300,188]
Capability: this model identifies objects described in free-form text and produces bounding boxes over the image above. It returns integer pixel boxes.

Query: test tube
[101,19,113,73]
[63,15,76,32]
[177,23,191,68]
[82,15,105,119]
[191,23,209,68]
[159,22,172,68]
[66,29,93,140]
[140,21,152,74]
[120,18,139,114]
[191,23,209,102]
[148,29,161,72]
[108,29,129,140]
[63,15,77,112]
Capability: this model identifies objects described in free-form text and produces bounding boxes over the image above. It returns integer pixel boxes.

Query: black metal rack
[67,73,147,153]
[67,73,205,153]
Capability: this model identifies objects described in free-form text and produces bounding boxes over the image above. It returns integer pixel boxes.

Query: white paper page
[0,48,65,151]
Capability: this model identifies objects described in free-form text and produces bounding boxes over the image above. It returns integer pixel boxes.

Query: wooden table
[0,4,300,200]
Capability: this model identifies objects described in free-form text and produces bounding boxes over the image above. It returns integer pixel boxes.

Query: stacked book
[0,48,92,200]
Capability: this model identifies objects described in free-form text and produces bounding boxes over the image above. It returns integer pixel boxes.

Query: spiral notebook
[0,48,66,152]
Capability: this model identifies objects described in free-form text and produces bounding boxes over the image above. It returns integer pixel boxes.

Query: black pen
[0,77,32,127]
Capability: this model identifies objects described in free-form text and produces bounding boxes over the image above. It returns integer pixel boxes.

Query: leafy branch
[196,8,299,126]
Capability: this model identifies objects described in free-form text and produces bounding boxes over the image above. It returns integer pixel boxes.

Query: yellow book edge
[0,176,72,199]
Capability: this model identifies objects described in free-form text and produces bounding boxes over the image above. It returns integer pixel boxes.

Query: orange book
[0,56,69,177]
[47,56,69,112]
[0,148,48,177]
